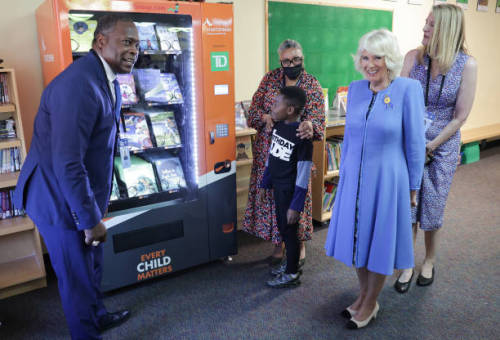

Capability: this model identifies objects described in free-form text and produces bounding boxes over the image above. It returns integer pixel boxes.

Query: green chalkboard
[267,1,393,106]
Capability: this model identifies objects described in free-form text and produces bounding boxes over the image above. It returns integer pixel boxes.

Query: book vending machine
[35,0,236,291]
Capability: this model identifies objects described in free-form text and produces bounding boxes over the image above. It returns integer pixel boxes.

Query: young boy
[260,86,313,288]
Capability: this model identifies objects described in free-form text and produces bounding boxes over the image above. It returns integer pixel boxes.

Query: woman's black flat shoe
[394,270,414,293]
[416,268,435,286]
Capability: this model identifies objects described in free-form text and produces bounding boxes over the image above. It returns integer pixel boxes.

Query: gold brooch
[384,95,392,109]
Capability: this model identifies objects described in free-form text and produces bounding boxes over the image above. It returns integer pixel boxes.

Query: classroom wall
[212,0,499,131]
[0,0,498,148]
[0,0,45,147]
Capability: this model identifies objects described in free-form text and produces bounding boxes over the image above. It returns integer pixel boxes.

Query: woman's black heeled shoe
[341,306,356,319]
[394,269,414,293]
[416,267,435,286]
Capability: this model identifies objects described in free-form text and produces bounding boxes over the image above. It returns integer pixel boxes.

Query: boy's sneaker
[270,258,305,276]
[267,272,301,288]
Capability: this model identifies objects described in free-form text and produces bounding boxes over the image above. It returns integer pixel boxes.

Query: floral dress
[242,68,325,244]
[410,52,469,230]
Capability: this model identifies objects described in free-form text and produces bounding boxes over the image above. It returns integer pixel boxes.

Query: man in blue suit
[14,15,139,339]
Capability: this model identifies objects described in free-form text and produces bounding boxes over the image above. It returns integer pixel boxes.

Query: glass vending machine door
[68,11,202,213]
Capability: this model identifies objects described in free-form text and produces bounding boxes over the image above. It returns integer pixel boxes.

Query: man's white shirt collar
[96,52,118,104]
[97,53,117,83]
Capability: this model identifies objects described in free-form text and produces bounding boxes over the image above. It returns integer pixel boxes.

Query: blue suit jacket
[14,51,118,231]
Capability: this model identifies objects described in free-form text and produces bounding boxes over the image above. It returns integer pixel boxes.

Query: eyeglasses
[280,56,303,67]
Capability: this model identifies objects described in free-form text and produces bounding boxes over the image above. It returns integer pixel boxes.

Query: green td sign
[211,52,229,71]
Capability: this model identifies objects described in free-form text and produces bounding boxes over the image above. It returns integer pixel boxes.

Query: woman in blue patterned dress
[324,29,425,329]
[395,4,478,293]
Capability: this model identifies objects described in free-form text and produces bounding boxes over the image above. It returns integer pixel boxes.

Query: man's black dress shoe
[394,269,414,293]
[416,268,435,286]
[99,310,130,332]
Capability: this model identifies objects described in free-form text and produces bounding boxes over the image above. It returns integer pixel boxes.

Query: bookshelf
[235,127,256,229]
[0,69,46,299]
[311,117,345,223]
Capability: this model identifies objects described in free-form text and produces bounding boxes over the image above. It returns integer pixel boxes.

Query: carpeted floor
[1,145,499,340]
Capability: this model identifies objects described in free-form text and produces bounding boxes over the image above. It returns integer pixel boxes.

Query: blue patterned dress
[410,52,469,230]
[325,78,426,276]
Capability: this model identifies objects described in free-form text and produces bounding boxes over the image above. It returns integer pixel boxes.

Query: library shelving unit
[0,69,46,299]
[311,116,345,223]
[235,127,256,228]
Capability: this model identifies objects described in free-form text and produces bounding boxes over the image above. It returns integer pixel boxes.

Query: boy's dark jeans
[273,183,300,274]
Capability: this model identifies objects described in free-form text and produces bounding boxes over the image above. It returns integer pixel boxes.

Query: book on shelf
[136,22,160,51]
[155,25,182,54]
[322,181,338,212]
[0,147,21,173]
[116,73,139,106]
[134,69,183,104]
[149,111,181,148]
[0,73,10,104]
[0,189,24,220]
[69,14,97,53]
[115,156,159,198]
[235,100,251,130]
[236,135,253,161]
[154,157,186,192]
[120,112,154,151]
[0,119,16,139]
[325,137,343,172]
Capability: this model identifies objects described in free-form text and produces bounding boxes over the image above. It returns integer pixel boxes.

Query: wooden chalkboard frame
[265,0,394,105]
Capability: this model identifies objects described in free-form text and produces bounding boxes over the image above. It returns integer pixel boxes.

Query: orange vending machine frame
[35,0,236,291]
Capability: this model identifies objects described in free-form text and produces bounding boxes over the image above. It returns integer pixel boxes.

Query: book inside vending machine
[36,0,236,291]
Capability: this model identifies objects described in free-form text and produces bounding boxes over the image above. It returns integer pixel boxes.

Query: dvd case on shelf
[134,69,184,104]
[155,25,182,54]
[116,74,139,106]
[120,112,154,151]
[136,22,160,51]
[69,14,97,52]
[155,157,186,192]
[115,156,159,198]
[149,111,182,148]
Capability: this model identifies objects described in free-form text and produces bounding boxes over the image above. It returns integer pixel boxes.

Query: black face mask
[283,64,303,80]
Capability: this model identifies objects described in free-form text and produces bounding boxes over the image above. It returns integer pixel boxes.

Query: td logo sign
[211,52,229,71]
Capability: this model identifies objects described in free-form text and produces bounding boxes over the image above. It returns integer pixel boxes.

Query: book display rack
[0,69,46,299]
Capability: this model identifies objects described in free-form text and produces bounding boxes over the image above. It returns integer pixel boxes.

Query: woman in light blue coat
[325,29,425,329]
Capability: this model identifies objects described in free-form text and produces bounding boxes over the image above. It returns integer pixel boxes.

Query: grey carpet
[1,146,499,340]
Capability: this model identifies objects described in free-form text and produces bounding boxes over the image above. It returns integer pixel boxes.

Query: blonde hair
[420,4,467,73]
[353,29,403,81]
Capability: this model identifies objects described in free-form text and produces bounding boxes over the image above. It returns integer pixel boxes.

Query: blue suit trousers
[38,224,107,340]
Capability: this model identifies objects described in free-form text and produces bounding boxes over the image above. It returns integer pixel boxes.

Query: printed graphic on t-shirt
[270,129,295,161]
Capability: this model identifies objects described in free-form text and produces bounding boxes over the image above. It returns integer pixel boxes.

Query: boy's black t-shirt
[260,121,313,212]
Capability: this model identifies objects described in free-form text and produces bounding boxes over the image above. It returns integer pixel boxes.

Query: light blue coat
[325,77,425,275]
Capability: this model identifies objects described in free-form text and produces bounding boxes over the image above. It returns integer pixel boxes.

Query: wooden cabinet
[311,119,345,223]
[235,128,256,229]
[0,69,46,299]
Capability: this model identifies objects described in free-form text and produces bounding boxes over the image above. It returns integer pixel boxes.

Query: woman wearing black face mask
[242,39,326,267]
